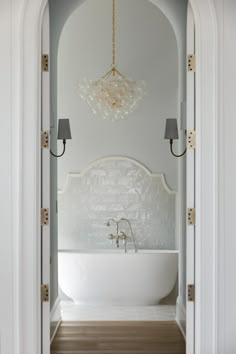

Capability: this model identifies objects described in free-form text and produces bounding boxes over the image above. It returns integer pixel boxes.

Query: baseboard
[50,297,62,344]
[176,297,186,339]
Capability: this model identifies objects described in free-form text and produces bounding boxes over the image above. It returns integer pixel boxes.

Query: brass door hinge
[41,284,49,302]
[187,129,196,149]
[41,208,49,225]
[188,54,195,72]
[41,130,49,149]
[42,54,49,72]
[187,208,195,225]
[188,284,195,302]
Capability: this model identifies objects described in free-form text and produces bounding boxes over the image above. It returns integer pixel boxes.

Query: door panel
[186,5,195,354]
[41,4,50,354]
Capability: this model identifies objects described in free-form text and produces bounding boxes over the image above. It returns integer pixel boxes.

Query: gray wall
[152,0,188,309]
[51,0,187,308]
[49,0,84,310]
[154,0,188,308]
[57,0,178,191]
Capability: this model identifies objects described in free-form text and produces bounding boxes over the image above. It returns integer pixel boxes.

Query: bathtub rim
[58,249,179,254]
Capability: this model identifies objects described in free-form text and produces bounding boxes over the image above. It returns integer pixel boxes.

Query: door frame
[41,4,50,354]
[13,0,218,353]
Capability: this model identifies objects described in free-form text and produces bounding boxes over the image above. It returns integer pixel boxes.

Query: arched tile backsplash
[58,157,177,250]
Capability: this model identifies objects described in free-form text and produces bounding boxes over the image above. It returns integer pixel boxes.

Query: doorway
[43,1,194,353]
[11,0,218,350]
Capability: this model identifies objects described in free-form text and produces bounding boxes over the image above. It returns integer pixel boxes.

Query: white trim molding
[176,296,186,339]
[50,297,61,344]
[9,0,218,353]
[58,156,177,195]
[191,1,218,353]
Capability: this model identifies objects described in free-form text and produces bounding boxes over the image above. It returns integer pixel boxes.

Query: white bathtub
[58,250,178,306]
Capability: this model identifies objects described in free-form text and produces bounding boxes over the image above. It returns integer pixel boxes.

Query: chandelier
[78,0,146,122]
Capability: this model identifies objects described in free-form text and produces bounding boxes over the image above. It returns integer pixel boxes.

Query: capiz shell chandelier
[78,0,146,122]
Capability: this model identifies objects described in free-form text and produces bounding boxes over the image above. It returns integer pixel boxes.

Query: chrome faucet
[108,232,127,249]
[107,219,127,250]
[106,218,138,253]
[120,218,138,253]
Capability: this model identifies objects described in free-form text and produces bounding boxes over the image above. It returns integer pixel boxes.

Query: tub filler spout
[106,218,137,253]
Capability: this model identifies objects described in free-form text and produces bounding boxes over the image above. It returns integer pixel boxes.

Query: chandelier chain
[112,0,116,69]
[78,0,146,121]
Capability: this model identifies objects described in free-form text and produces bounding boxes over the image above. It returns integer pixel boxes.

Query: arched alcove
[56,0,179,189]
[50,0,180,316]
[54,4,187,334]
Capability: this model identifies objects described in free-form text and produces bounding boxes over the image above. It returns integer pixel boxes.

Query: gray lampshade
[57,119,72,140]
[164,118,179,140]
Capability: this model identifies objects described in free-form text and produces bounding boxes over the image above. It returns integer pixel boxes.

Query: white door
[41,4,50,354]
[186,4,195,354]
[40,3,195,354]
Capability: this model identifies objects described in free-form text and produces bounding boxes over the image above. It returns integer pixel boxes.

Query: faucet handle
[119,231,127,240]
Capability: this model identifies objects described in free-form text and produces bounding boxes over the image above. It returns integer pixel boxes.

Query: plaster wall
[48,0,83,309]
[152,0,188,310]
[57,0,178,191]
[50,0,186,311]
[55,1,187,310]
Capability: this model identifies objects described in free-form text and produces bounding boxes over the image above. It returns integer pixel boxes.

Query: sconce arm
[50,139,66,158]
[170,139,187,158]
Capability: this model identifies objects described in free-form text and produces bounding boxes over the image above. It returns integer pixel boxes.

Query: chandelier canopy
[78,0,146,122]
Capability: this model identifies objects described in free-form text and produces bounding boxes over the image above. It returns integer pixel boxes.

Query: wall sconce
[50,119,72,158]
[164,118,186,158]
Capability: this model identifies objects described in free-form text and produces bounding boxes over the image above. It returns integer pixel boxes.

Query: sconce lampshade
[164,118,179,140]
[57,119,72,140]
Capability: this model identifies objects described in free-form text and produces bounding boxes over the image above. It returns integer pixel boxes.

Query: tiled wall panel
[58,157,177,250]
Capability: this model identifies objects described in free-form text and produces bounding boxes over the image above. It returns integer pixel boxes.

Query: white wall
[214,1,236,353]
[0,2,14,353]
[57,0,178,192]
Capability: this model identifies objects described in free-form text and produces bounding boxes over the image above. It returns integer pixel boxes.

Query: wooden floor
[51,321,186,354]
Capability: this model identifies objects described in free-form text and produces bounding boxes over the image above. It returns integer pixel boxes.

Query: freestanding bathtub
[58,249,178,306]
